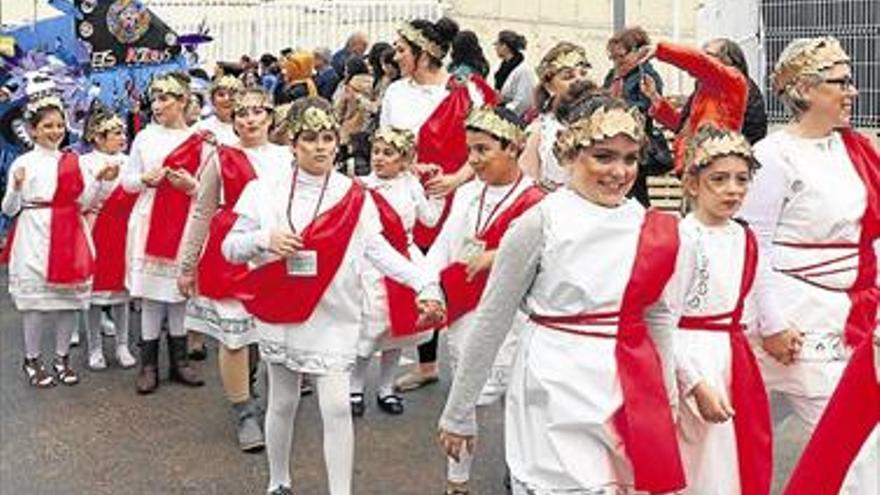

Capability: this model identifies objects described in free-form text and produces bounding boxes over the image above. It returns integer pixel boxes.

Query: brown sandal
[52,355,80,386]
[23,357,56,388]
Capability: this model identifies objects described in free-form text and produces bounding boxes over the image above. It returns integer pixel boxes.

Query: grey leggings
[22,310,77,359]
[86,303,130,352]
[140,299,187,341]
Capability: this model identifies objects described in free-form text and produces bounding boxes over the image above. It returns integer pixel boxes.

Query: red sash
[439,185,544,327]
[782,337,880,495]
[144,131,208,260]
[238,183,365,323]
[196,146,258,300]
[678,223,772,495]
[530,210,686,492]
[413,75,498,250]
[840,129,880,347]
[369,190,421,337]
[91,185,139,292]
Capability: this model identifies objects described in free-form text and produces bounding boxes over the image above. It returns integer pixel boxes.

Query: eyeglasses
[823,75,855,89]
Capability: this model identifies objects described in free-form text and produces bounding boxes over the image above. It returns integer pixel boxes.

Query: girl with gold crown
[674,125,786,495]
[428,106,544,494]
[439,95,697,495]
[80,104,138,371]
[177,87,289,453]
[222,97,444,495]
[350,126,444,417]
[123,71,214,394]
[738,36,878,494]
[2,95,119,387]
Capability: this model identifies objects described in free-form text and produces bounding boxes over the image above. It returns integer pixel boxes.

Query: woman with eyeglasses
[738,36,878,494]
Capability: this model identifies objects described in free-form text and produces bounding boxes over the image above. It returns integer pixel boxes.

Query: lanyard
[474,173,523,237]
[287,165,330,234]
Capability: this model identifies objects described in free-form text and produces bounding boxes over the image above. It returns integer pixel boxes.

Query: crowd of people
[1,15,878,495]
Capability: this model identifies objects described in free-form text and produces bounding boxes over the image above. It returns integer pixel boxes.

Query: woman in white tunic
[739,36,879,494]
[351,126,444,416]
[518,42,591,191]
[222,97,444,495]
[80,105,137,370]
[439,95,695,495]
[674,126,785,495]
[2,96,117,387]
[178,88,287,452]
[124,72,211,394]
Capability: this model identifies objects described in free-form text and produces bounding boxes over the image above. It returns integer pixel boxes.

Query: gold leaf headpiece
[150,74,189,97]
[85,113,124,142]
[684,127,755,173]
[373,127,415,156]
[554,106,644,158]
[26,95,64,118]
[398,22,446,60]
[210,75,244,95]
[465,107,523,143]
[287,105,338,135]
[772,37,850,94]
[233,91,273,115]
[537,46,590,80]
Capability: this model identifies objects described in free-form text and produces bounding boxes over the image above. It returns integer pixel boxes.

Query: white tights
[350,348,401,397]
[86,303,130,352]
[140,299,186,341]
[265,364,353,495]
[22,310,76,359]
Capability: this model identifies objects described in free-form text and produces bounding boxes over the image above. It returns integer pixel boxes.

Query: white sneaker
[70,330,80,347]
[88,349,107,370]
[116,345,136,368]
[100,313,116,337]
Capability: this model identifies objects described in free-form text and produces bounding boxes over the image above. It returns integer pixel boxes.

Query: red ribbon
[678,223,772,495]
[368,189,421,337]
[439,185,544,327]
[144,132,207,260]
[783,338,880,495]
[238,183,365,323]
[196,146,257,300]
[91,185,139,292]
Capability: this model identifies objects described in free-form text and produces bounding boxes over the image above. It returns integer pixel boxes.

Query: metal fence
[143,0,445,64]
[761,0,879,128]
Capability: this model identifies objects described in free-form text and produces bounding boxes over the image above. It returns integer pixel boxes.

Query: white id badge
[457,237,486,263]
[286,250,318,277]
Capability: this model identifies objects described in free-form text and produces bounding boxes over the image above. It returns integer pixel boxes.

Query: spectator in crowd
[373,45,400,102]
[314,47,341,100]
[448,30,490,79]
[493,30,535,117]
[603,27,671,206]
[332,32,369,78]
[258,53,280,93]
[274,50,318,105]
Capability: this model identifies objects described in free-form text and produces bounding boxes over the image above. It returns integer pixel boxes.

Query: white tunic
[185,143,291,349]
[526,113,567,189]
[223,168,434,374]
[123,124,203,303]
[193,115,238,146]
[2,146,101,311]
[439,189,695,493]
[80,149,130,305]
[674,215,782,495]
[379,78,449,135]
[356,171,443,356]
[499,61,536,117]
[740,129,877,397]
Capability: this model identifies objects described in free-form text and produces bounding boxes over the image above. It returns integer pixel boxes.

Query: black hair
[553,79,604,124]
[497,30,527,53]
[450,30,490,78]
[26,104,65,128]
[405,17,460,69]
[711,38,749,77]
[343,56,370,83]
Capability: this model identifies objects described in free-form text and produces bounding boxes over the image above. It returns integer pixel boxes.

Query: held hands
[268,228,304,257]
[465,250,495,282]
[438,428,475,462]
[410,162,442,179]
[166,168,197,193]
[177,272,196,297]
[12,167,25,191]
[692,381,735,423]
[96,161,121,182]
[761,328,804,366]
[416,299,446,327]
[141,167,166,187]
[425,172,460,198]
[639,75,660,102]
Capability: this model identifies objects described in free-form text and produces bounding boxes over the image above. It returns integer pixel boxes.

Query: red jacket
[650,42,748,173]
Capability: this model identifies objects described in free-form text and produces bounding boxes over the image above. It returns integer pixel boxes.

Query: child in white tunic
[80,105,137,370]
[440,96,696,495]
[222,98,444,495]
[2,96,117,387]
[675,126,785,495]
[350,126,444,416]
[123,73,210,394]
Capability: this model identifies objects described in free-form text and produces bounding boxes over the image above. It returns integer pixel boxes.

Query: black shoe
[376,394,404,415]
[350,393,365,417]
[268,485,293,495]
[188,346,208,361]
[300,376,313,397]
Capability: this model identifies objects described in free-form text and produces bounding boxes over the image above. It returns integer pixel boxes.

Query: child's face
[686,155,752,225]
[371,139,408,179]
[466,130,519,186]
[94,127,127,155]
[32,110,66,149]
